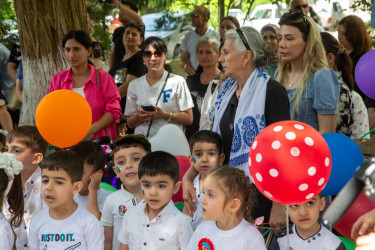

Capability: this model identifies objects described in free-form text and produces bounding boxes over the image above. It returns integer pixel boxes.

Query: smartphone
[141,105,156,112]
[98,0,112,3]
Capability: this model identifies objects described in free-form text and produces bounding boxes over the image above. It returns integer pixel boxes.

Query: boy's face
[6,140,41,170]
[190,142,225,176]
[140,174,181,215]
[287,195,326,232]
[79,163,96,195]
[41,168,82,210]
[113,146,147,188]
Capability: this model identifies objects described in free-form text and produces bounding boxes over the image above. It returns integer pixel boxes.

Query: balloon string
[360,127,375,140]
[262,228,271,237]
[286,205,290,250]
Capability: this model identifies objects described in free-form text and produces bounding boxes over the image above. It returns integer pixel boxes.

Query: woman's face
[197,42,219,68]
[338,24,352,51]
[143,44,167,72]
[278,25,307,63]
[218,38,245,79]
[262,30,278,52]
[220,19,237,39]
[64,39,92,68]
[123,27,143,49]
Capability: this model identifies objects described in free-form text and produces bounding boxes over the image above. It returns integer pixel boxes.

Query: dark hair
[209,166,254,223]
[62,30,92,49]
[41,150,83,183]
[339,15,372,57]
[189,130,223,153]
[138,151,179,183]
[142,36,167,53]
[124,22,145,41]
[1,170,23,227]
[70,141,106,172]
[321,32,354,91]
[0,133,6,147]
[113,134,151,155]
[121,0,139,13]
[261,24,278,36]
[279,13,309,42]
[220,16,240,29]
[7,126,48,155]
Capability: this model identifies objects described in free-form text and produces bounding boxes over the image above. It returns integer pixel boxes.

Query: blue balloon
[322,133,363,195]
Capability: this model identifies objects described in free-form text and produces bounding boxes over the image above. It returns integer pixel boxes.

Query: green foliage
[351,0,371,12]
[0,0,18,50]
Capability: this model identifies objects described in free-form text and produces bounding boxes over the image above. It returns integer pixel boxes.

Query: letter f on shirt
[162,89,172,103]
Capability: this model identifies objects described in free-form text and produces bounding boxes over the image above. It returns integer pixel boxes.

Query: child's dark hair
[41,150,83,183]
[189,130,223,153]
[0,170,23,227]
[113,134,151,155]
[209,166,254,223]
[70,141,106,172]
[7,126,48,155]
[0,133,6,147]
[138,151,179,183]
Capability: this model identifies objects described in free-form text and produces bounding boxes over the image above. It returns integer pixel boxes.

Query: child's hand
[356,230,375,250]
[88,170,103,191]
[118,123,128,136]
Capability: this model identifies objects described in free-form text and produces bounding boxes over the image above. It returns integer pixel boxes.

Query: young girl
[0,153,24,249]
[187,166,266,250]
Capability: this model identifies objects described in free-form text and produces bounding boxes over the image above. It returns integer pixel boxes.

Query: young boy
[101,134,151,250]
[269,193,346,250]
[4,126,48,249]
[189,130,225,229]
[118,151,193,250]
[70,141,111,219]
[29,150,104,250]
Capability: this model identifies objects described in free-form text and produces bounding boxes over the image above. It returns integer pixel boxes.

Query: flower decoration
[0,152,23,179]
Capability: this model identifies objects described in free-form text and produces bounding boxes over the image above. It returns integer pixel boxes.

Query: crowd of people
[1,0,375,249]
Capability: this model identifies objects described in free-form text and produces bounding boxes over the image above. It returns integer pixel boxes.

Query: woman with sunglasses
[182,26,290,230]
[49,30,121,141]
[125,37,194,138]
[109,22,147,112]
[277,13,339,134]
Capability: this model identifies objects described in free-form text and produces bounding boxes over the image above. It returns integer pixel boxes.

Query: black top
[109,50,147,83]
[8,42,21,67]
[111,27,126,72]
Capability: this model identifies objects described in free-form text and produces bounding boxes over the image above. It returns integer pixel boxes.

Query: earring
[242,64,246,68]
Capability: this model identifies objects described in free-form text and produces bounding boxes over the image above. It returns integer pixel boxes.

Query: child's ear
[32,153,44,165]
[173,181,182,194]
[112,165,120,177]
[319,197,326,212]
[72,181,83,194]
[281,204,287,214]
[228,198,241,213]
[219,153,225,166]
[189,155,195,165]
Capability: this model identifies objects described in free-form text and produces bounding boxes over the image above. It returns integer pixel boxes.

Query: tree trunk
[13,0,88,125]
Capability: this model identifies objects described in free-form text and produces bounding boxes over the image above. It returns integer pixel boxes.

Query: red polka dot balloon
[248,121,331,205]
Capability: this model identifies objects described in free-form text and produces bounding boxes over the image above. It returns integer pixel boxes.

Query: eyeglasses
[142,51,165,58]
[191,13,200,18]
[294,4,309,10]
[236,28,252,52]
[279,12,310,30]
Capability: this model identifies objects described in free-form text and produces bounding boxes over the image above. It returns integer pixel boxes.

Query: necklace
[288,82,295,87]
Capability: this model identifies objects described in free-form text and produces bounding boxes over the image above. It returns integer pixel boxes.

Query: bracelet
[166,112,173,122]
[172,113,176,121]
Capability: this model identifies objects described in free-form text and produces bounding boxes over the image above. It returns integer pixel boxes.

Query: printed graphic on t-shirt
[198,238,214,250]
[162,89,172,103]
[41,233,81,249]
[118,205,128,216]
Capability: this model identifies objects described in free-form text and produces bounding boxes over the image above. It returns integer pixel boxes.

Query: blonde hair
[276,14,328,118]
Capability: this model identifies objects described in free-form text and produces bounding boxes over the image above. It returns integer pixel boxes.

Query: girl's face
[201,175,228,222]
[338,24,352,51]
[123,26,143,49]
[263,30,278,52]
[278,25,307,64]
[142,44,167,73]
[64,39,92,68]
[197,42,219,68]
[220,19,237,39]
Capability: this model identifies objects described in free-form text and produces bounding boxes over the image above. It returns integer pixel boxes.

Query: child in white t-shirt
[70,141,111,219]
[187,166,266,250]
[101,135,151,250]
[29,150,104,250]
[118,151,193,250]
[188,130,225,229]
[269,193,345,250]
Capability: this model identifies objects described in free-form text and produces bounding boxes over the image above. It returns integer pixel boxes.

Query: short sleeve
[177,216,194,250]
[84,215,104,250]
[125,79,139,116]
[16,61,23,80]
[175,77,194,112]
[265,79,290,126]
[311,69,340,115]
[180,32,190,52]
[126,53,147,77]
[100,195,114,227]
[117,209,129,244]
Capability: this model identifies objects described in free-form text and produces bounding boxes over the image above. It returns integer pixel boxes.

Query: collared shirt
[49,63,121,140]
[192,174,204,230]
[118,200,193,249]
[180,28,220,70]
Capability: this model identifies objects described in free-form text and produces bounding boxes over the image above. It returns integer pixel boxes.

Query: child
[189,130,225,229]
[29,150,104,250]
[4,125,48,249]
[0,153,23,249]
[187,166,266,250]
[269,193,345,250]
[101,134,151,250]
[118,151,193,250]
[70,141,111,219]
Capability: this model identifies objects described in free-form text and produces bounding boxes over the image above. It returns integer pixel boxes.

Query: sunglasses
[294,4,309,10]
[191,13,200,18]
[279,12,310,29]
[142,51,165,58]
[127,22,144,29]
[236,28,252,52]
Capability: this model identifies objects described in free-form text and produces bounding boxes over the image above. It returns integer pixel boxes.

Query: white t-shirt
[269,223,345,250]
[29,206,104,250]
[118,200,193,250]
[100,185,138,250]
[74,187,111,212]
[192,174,204,230]
[187,219,266,250]
[199,78,219,130]
[125,71,194,138]
[0,212,14,250]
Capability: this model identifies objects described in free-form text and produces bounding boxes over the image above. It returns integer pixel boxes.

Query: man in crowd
[289,0,325,32]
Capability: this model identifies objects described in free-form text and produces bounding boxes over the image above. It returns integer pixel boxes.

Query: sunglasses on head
[236,28,252,52]
[142,51,164,58]
[294,4,309,10]
[279,12,310,29]
[191,13,200,18]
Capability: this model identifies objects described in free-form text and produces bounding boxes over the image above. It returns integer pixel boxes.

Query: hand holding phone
[141,105,156,112]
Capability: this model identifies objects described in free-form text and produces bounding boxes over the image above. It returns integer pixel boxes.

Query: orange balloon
[36,90,92,148]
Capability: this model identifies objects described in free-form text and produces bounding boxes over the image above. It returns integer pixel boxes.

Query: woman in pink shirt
[50,30,121,140]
